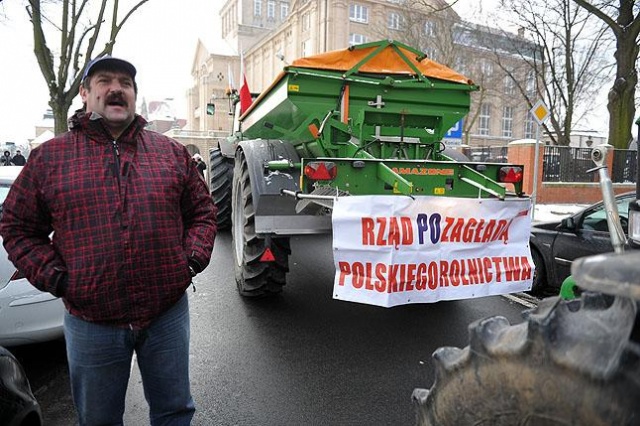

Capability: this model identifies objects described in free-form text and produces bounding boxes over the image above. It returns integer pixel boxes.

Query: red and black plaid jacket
[0,111,217,329]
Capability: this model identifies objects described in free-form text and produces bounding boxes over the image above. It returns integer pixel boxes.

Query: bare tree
[28,0,149,135]
[497,0,613,146]
[367,1,505,143]
[573,0,640,149]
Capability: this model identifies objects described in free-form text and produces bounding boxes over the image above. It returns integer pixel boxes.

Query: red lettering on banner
[450,219,463,242]
[364,262,374,290]
[362,218,375,245]
[450,260,461,286]
[405,264,416,291]
[462,218,477,242]
[482,221,495,242]
[440,217,511,244]
[352,262,364,288]
[375,263,387,292]
[440,261,450,287]
[427,262,438,290]
[520,256,532,280]
[474,220,485,243]
[376,218,387,246]
[337,256,531,295]
[483,257,493,281]
[388,264,399,292]
[362,217,414,248]
[388,218,401,249]
[496,221,510,244]
[491,257,503,282]
[338,262,351,286]
[416,263,427,290]
[468,258,480,284]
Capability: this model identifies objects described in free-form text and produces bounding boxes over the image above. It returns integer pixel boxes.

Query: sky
[0,0,220,145]
[0,0,611,146]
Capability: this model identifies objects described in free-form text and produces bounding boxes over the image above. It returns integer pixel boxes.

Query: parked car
[0,166,65,347]
[0,345,42,425]
[529,191,635,295]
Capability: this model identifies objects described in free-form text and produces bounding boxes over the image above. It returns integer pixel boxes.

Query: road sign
[530,100,550,125]
[443,119,463,146]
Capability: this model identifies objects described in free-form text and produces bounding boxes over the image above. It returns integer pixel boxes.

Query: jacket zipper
[112,140,121,187]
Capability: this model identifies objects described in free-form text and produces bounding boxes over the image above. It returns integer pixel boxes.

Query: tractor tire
[209,148,233,231]
[231,150,290,297]
[413,293,640,426]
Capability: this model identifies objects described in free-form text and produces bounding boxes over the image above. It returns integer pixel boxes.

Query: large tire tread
[232,150,290,297]
[209,148,233,230]
[413,293,640,426]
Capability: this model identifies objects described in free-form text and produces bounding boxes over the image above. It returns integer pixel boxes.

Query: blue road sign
[443,119,463,145]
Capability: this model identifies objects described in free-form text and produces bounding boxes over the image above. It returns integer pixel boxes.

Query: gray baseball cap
[82,55,137,83]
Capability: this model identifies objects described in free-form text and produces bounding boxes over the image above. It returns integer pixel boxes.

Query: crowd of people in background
[1,150,26,166]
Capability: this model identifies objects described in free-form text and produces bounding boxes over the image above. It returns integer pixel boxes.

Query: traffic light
[206,103,215,115]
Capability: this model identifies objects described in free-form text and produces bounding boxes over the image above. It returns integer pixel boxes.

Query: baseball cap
[81,55,137,83]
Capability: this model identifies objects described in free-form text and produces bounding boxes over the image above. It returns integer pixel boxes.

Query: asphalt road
[12,232,532,425]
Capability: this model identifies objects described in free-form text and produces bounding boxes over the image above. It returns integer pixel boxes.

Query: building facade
[188,0,541,149]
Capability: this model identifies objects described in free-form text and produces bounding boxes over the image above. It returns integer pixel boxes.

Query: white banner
[332,196,533,307]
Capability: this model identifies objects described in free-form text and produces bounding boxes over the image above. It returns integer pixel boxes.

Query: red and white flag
[239,50,252,114]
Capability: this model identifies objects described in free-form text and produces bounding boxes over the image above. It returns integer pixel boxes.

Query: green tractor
[209,40,527,297]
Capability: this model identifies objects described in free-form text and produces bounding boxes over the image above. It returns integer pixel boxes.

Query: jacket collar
[68,109,148,144]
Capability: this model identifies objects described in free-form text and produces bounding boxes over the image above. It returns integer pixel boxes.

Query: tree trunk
[606,17,639,149]
[51,98,74,135]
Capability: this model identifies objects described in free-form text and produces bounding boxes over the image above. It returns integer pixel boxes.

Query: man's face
[80,69,136,136]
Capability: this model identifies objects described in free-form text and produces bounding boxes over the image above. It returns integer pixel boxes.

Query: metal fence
[461,145,637,183]
[542,146,637,183]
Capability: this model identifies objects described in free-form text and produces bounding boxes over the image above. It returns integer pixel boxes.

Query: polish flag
[239,50,252,114]
[240,74,252,114]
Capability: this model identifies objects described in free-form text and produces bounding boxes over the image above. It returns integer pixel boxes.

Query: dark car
[529,191,634,295]
[0,346,42,426]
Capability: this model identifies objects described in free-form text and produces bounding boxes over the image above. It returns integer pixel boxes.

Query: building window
[454,56,467,75]
[504,74,516,96]
[424,20,436,37]
[301,39,312,57]
[479,103,491,136]
[281,3,289,20]
[388,12,403,30]
[424,47,437,62]
[480,59,493,76]
[267,0,275,19]
[502,106,514,138]
[349,4,368,23]
[302,12,310,31]
[524,110,535,139]
[349,33,367,46]
[254,0,262,16]
[526,70,536,97]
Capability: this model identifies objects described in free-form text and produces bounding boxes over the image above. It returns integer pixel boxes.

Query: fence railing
[542,146,637,183]
[462,145,637,184]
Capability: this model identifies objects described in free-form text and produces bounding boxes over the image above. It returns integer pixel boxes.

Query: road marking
[501,292,538,309]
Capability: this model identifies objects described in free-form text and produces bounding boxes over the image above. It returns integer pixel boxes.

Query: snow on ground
[532,203,589,223]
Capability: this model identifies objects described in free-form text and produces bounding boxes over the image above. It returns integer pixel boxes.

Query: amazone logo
[392,167,454,176]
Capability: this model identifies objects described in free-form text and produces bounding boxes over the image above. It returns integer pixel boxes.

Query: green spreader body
[237,40,524,199]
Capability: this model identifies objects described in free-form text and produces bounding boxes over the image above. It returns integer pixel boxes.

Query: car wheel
[530,248,546,295]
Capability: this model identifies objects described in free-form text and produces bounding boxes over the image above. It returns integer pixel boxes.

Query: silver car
[0,166,65,346]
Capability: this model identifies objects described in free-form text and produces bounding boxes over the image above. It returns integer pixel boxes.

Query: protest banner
[332,195,533,307]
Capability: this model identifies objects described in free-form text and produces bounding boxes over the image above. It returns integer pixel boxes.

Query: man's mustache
[105,92,127,106]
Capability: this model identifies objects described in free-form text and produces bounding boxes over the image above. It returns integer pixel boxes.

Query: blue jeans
[64,294,195,426]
